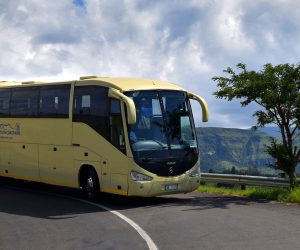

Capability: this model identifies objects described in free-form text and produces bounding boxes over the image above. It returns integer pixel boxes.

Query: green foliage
[265,138,291,172]
[198,185,300,203]
[247,187,290,200]
[213,63,300,125]
[198,185,248,196]
[288,187,300,202]
[213,63,300,188]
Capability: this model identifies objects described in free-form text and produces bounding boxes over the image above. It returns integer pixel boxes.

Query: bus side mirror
[108,88,137,124]
[187,92,209,122]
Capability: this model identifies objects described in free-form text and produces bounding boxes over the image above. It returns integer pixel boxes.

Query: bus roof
[0,76,187,92]
[0,81,21,87]
[79,76,186,92]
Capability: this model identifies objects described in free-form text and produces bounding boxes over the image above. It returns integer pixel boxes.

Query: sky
[1,0,300,128]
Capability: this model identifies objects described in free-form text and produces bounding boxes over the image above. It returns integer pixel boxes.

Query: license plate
[165,184,178,191]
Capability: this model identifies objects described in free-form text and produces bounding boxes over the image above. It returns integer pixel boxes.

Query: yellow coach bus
[0,76,208,199]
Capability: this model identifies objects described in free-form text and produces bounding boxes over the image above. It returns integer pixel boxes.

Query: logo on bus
[167,161,176,174]
[0,123,21,135]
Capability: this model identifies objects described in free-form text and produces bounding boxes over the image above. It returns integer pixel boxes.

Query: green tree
[212,63,300,188]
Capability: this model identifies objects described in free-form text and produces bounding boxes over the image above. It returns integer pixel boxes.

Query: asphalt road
[0,178,300,250]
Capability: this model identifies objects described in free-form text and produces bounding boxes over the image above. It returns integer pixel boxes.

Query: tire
[83,168,100,202]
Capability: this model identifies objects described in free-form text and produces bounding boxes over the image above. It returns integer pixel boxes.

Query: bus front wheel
[83,168,100,201]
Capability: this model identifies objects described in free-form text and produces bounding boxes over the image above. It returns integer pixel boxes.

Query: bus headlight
[189,169,200,177]
[130,171,153,181]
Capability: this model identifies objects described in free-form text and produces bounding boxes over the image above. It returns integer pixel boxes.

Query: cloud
[1,0,300,128]
[214,1,255,53]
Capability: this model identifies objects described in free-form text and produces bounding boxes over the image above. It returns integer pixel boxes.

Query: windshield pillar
[157,91,171,149]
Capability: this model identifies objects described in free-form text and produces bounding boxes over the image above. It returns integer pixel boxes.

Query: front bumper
[128,173,200,197]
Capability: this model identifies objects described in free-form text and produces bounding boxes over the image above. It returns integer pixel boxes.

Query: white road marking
[2,185,158,250]
[70,197,159,250]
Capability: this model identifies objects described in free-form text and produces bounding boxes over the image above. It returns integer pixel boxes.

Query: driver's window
[138,97,152,129]
[73,86,109,140]
[110,99,126,154]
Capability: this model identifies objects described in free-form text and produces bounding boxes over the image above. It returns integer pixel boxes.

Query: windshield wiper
[140,145,169,162]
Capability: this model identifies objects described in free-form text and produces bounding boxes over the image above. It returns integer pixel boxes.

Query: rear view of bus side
[0,76,208,199]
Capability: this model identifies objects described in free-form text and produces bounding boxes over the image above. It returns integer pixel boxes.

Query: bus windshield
[125,90,199,176]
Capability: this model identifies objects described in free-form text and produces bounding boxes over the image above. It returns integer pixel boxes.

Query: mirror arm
[187,92,209,122]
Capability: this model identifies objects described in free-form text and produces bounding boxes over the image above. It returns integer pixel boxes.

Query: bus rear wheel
[83,169,100,202]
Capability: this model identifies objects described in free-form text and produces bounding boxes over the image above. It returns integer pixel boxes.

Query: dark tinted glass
[73,86,109,140]
[110,99,121,114]
[0,89,11,117]
[39,85,70,118]
[109,99,126,153]
[11,87,39,117]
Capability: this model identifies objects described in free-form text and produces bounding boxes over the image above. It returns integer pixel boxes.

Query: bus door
[108,99,129,194]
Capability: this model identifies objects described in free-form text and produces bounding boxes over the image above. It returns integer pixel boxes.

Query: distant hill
[196,127,274,174]
[197,127,300,174]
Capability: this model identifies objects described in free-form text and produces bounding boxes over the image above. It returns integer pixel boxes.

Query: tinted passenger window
[0,89,11,117]
[39,85,70,118]
[73,86,109,140]
[11,87,39,117]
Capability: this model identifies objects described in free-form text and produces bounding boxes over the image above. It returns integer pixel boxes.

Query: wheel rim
[86,175,94,197]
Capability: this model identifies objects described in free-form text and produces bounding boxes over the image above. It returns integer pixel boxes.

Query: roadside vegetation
[197,184,300,204]
[213,63,300,189]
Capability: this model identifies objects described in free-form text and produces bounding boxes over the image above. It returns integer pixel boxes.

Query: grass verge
[197,185,300,204]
